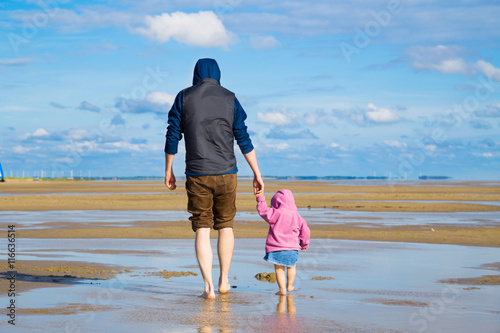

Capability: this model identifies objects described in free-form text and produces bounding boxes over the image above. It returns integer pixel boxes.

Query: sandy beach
[1,179,499,332]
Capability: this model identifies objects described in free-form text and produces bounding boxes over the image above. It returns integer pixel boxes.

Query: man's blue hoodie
[165,58,253,175]
[192,58,221,85]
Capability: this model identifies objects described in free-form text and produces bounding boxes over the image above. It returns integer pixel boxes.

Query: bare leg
[286,264,296,292]
[217,227,234,293]
[274,264,287,295]
[195,228,215,299]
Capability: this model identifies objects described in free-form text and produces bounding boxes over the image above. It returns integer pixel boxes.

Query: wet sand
[1,239,499,332]
[1,179,500,247]
[1,180,499,332]
[1,179,500,213]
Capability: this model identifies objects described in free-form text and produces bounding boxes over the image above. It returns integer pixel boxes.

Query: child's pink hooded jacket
[256,189,310,253]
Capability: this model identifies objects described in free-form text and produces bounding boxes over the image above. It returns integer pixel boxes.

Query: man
[164,58,264,299]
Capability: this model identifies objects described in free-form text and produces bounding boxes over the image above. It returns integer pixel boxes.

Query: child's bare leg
[286,264,296,292]
[274,264,286,295]
[195,228,215,299]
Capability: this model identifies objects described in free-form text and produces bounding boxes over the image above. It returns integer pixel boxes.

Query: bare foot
[200,291,216,299]
[275,290,286,296]
[200,284,215,299]
[218,278,231,294]
[287,285,294,292]
[218,283,231,294]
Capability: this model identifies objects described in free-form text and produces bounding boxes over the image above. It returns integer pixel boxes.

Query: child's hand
[301,247,307,251]
[255,192,264,198]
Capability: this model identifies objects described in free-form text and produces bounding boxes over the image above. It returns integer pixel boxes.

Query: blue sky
[1,0,499,179]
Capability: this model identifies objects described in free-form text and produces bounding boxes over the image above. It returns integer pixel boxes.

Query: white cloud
[59,139,161,155]
[60,141,102,154]
[265,143,290,151]
[12,145,39,154]
[250,35,279,50]
[115,90,174,115]
[32,128,50,138]
[55,157,77,164]
[304,113,317,126]
[407,45,474,76]
[65,129,89,141]
[135,11,235,48]
[384,140,406,148]
[483,153,493,158]
[407,45,500,82]
[330,142,340,148]
[146,91,174,105]
[21,128,58,141]
[365,103,400,123]
[257,105,297,126]
[425,144,437,151]
[475,60,500,82]
[0,58,32,66]
[332,104,401,126]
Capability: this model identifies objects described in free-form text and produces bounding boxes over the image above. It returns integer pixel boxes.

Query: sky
[1,0,499,180]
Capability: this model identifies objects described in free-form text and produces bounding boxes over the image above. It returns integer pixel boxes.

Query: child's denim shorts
[264,250,298,268]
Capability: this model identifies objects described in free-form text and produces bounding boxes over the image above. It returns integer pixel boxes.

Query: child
[256,189,310,295]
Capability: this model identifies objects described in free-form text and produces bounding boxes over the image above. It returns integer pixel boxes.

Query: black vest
[182,78,236,175]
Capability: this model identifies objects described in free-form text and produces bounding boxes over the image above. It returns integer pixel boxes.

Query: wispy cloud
[250,35,279,50]
[0,57,32,66]
[469,119,493,130]
[49,102,68,109]
[332,103,401,125]
[78,101,100,112]
[12,145,40,154]
[115,91,174,115]
[266,128,318,140]
[9,8,139,33]
[407,45,500,82]
[20,128,106,142]
[475,104,500,118]
[111,114,126,126]
[257,106,298,126]
[407,45,473,75]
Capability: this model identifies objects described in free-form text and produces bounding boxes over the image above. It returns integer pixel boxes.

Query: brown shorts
[185,173,237,232]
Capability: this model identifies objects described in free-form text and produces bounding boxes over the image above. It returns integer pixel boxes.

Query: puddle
[0,192,169,197]
[1,209,499,229]
[2,239,500,332]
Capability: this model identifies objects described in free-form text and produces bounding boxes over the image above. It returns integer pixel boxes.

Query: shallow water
[1,209,498,229]
[2,238,499,332]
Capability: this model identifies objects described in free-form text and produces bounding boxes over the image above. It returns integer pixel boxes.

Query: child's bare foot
[275,290,287,296]
[287,285,294,292]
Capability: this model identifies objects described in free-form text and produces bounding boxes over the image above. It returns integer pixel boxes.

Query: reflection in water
[197,293,233,333]
[264,294,300,332]
[276,294,296,314]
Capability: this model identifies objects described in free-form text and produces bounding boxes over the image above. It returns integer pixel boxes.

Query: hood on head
[193,58,221,85]
[270,189,297,210]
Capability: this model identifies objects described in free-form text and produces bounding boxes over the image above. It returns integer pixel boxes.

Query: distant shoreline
[3,176,500,183]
